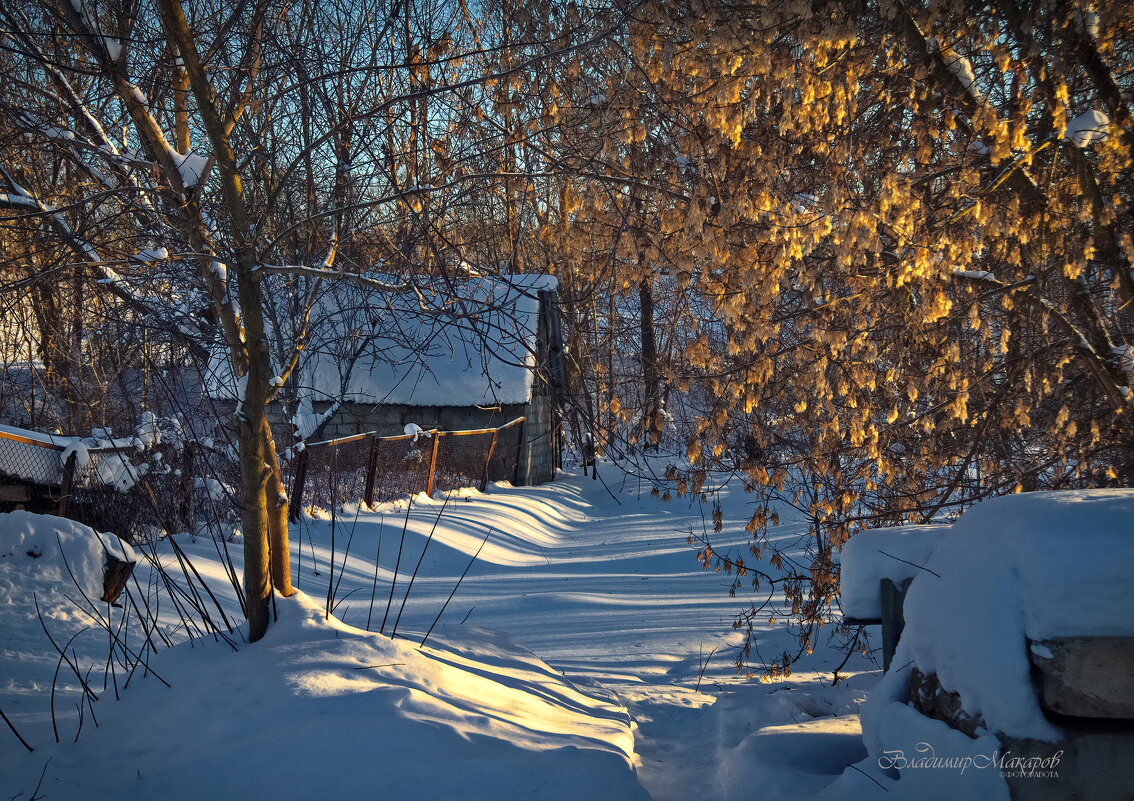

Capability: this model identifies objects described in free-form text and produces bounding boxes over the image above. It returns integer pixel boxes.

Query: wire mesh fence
[0,429,68,510]
[0,429,227,542]
[66,445,200,542]
[290,417,525,519]
[2,417,525,538]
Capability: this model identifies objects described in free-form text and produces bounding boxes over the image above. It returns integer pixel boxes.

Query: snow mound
[4,591,649,801]
[0,510,135,601]
[0,512,138,764]
[840,524,952,619]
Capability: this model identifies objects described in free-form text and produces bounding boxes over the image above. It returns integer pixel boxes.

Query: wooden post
[424,433,441,497]
[480,430,499,492]
[288,448,309,522]
[178,442,195,534]
[513,419,527,486]
[363,436,380,508]
[880,577,913,671]
[57,451,77,517]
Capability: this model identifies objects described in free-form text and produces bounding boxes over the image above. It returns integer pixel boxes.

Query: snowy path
[278,468,875,800]
[2,467,877,800]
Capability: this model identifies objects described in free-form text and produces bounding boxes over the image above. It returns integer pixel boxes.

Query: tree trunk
[639,279,661,449]
[262,416,294,595]
[237,336,273,641]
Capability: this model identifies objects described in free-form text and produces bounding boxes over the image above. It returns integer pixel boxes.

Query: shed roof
[207,273,557,408]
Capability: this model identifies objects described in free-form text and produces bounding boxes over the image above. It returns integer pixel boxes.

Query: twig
[876,550,942,578]
[695,643,718,692]
[365,515,384,632]
[421,526,493,647]
[380,499,414,635]
[392,493,452,639]
[29,756,52,799]
[845,760,889,791]
[33,596,99,703]
[0,705,34,752]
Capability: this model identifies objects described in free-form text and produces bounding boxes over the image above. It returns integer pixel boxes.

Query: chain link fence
[0,428,226,542]
[289,417,525,519]
[3,417,525,538]
[0,429,68,510]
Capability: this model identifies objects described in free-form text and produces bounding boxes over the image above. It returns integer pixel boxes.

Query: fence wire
[0,431,66,512]
[2,417,525,538]
[291,418,524,517]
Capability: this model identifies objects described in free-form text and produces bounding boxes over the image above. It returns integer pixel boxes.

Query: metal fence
[0,429,68,508]
[0,428,202,541]
[2,417,526,536]
[289,417,525,520]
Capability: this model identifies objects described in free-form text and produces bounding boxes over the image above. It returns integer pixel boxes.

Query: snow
[0,465,877,800]
[862,489,1134,753]
[943,52,981,101]
[4,474,1125,800]
[1064,109,1109,148]
[130,247,169,263]
[1074,9,1100,39]
[952,268,994,281]
[0,418,173,491]
[101,37,122,62]
[404,422,432,442]
[174,150,208,186]
[839,524,952,620]
[0,511,135,597]
[1113,344,1134,388]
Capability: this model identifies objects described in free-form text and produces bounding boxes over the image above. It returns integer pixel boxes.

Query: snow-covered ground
[2,466,878,799]
[4,467,1122,799]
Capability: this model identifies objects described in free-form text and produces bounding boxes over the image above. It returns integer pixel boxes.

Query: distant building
[207,274,566,486]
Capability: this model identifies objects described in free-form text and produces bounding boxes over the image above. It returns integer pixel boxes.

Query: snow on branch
[1064,109,1110,148]
[256,264,414,295]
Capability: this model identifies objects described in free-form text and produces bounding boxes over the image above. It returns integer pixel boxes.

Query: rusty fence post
[57,451,77,517]
[512,419,527,486]
[364,435,380,507]
[425,432,442,497]
[479,429,500,492]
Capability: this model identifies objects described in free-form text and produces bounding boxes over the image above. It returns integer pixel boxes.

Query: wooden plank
[843,616,883,627]
[424,434,441,497]
[0,484,33,502]
[0,430,64,450]
[479,430,499,492]
[880,577,912,672]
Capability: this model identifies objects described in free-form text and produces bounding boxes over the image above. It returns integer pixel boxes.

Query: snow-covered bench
[839,523,951,670]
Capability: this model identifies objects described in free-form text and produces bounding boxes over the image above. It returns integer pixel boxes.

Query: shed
[208,273,566,487]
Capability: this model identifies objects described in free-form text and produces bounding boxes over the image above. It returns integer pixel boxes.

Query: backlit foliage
[538,0,1134,671]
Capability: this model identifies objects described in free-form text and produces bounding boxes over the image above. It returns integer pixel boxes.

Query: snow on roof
[862,489,1134,751]
[839,524,952,620]
[208,274,557,408]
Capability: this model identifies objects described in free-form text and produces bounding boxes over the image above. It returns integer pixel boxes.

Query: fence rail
[0,428,201,539]
[288,417,525,520]
[2,417,526,536]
